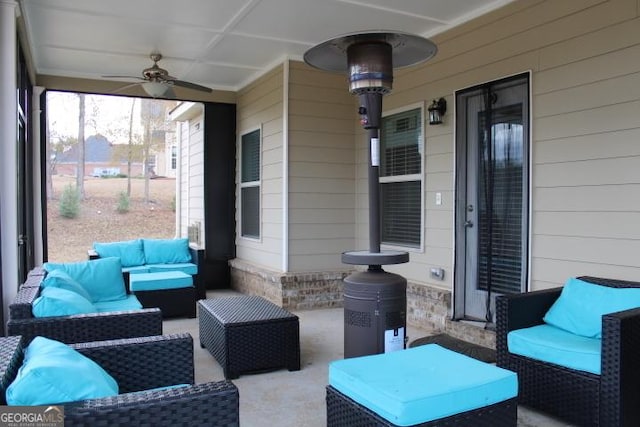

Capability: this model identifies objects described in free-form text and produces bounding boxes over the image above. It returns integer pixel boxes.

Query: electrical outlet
[430,267,445,280]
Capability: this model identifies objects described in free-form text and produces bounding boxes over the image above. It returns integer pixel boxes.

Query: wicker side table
[198,296,300,379]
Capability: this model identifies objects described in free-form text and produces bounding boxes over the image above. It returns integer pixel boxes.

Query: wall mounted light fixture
[428,98,447,125]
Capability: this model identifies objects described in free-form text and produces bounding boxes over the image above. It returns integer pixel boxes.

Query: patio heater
[304,31,437,358]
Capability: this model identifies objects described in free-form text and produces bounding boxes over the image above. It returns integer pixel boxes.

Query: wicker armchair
[0,333,239,426]
[6,267,163,345]
[496,276,640,427]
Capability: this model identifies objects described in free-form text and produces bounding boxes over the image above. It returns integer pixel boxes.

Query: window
[240,129,260,238]
[170,145,177,170]
[380,107,423,248]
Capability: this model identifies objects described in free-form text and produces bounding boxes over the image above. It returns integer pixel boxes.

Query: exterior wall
[171,103,206,245]
[186,116,205,243]
[351,0,640,298]
[287,61,357,272]
[178,121,190,239]
[235,65,284,271]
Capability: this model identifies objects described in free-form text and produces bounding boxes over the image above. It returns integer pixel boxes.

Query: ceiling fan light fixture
[142,81,168,98]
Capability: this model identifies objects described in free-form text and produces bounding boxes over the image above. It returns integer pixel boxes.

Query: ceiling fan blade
[171,79,213,93]
[102,75,146,80]
[110,82,142,94]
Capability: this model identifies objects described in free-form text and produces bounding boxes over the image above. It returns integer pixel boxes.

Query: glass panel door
[454,73,530,323]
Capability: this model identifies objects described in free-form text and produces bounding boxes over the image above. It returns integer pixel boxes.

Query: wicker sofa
[496,276,640,427]
[0,333,239,426]
[88,238,206,300]
[7,266,163,345]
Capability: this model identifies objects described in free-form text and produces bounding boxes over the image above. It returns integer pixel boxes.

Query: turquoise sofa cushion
[142,238,191,264]
[6,336,118,405]
[544,277,640,338]
[93,294,143,312]
[129,271,193,291]
[329,344,517,426]
[41,269,93,302]
[93,239,146,267]
[32,287,97,317]
[123,265,151,275]
[508,324,601,374]
[147,263,197,275]
[44,257,127,303]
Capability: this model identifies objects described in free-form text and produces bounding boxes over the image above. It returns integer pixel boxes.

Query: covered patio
[1,0,639,425]
[164,289,571,427]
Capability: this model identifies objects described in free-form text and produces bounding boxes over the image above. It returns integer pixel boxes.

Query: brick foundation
[229,259,349,310]
[229,259,495,348]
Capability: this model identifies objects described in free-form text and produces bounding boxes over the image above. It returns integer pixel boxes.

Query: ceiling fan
[104,53,213,98]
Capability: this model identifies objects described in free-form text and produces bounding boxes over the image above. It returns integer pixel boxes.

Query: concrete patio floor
[163,289,574,427]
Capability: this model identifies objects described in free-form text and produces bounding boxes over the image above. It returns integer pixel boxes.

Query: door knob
[464,220,474,228]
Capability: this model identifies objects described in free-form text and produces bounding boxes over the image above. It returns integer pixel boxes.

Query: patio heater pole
[304,31,437,358]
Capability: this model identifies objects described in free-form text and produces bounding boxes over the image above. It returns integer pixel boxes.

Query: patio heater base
[343,268,406,358]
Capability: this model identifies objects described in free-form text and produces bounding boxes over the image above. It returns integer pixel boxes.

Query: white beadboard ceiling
[18,0,515,92]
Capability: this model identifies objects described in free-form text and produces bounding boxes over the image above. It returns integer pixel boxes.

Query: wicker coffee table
[198,296,300,379]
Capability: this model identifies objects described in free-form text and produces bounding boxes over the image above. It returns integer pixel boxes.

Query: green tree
[116,190,130,213]
[59,184,80,218]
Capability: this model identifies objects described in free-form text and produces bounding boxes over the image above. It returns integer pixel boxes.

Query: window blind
[380,108,422,248]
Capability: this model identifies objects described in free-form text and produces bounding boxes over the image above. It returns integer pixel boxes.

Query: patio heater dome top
[303,30,438,72]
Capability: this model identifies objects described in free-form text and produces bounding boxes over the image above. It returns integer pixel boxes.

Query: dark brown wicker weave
[7,268,163,345]
[326,385,517,426]
[199,296,301,379]
[134,286,197,318]
[496,276,640,427]
[0,334,239,427]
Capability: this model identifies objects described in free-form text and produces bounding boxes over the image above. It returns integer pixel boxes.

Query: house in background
[2,0,640,348]
[52,134,144,177]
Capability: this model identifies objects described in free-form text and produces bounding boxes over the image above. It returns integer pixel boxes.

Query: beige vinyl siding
[351,0,640,291]
[236,65,284,270]
[178,121,189,238]
[187,119,205,236]
[287,61,356,272]
[175,113,206,243]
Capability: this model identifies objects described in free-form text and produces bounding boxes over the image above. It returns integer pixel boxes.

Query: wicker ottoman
[198,296,300,379]
[327,344,518,426]
[130,271,196,318]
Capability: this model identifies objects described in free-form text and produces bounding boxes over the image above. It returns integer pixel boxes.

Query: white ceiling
[18,0,514,92]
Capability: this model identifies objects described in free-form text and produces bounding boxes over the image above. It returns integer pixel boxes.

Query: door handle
[464,220,474,228]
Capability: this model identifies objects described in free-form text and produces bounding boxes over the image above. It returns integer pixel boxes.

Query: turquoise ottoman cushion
[508,324,601,374]
[147,263,197,275]
[329,344,517,426]
[123,265,151,275]
[129,271,193,291]
[94,294,144,312]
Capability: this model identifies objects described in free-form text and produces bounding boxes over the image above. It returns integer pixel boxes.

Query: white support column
[0,0,18,326]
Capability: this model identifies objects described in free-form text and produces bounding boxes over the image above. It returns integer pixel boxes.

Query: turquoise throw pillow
[544,277,640,338]
[44,257,127,303]
[143,238,191,264]
[41,269,93,301]
[33,287,97,317]
[6,337,119,405]
[93,239,145,267]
